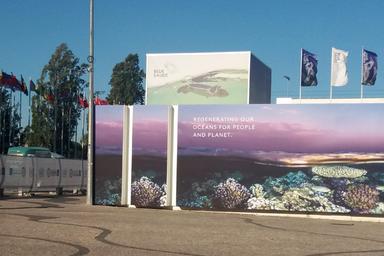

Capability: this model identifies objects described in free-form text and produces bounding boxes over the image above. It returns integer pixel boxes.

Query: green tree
[0,88,21,154]
[28,43,88,157]
[107,54,145,105]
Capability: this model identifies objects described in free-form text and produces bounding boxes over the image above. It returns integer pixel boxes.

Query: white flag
[331,48,348,86]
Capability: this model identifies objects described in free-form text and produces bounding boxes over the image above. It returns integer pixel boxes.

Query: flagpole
[19,91,22,145]
[330,48,333,101]
[81,105,85,167]
[28,78,32,127]
[2,94,6,153]
[1,101,4,153]
[87,0,95,205]
[284,77,290,97]
[9,93,14,147]
[2,99,6,152]
[54,87,57,153]
[286,78,288,97]
[74,122,77,159]
[61,107,64,155]
[329,47,335,102]
[68,107,71,158]
[299,48,302,102]
[361,47,364,100]
[0,87,1,153]
[0,88,3,154]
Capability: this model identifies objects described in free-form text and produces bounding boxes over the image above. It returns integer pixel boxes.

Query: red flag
[11,74,22,90]
[0,72,18,91]
[46,94,54,102]
[78,94,89,108]
[94,96,108,105]
[43,88,55,103]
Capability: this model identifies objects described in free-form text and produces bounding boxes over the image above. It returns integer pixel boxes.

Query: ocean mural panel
[94,105,124,205]
[131,105,168,207]
[177,104,384,215]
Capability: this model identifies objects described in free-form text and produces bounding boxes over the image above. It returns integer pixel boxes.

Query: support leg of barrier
[121,106,135,208]
[56,187,63,196]
[0,188,3,197]
[165,105,181,211]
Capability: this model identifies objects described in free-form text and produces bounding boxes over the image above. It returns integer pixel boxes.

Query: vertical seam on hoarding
[127,106,133,206]
[121,106,128,206]
[145,54,148,105]
[247,53,251,104]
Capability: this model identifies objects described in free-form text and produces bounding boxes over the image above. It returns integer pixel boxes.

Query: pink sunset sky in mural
[95,104,384,154]
[178,104,384,153]
[95,106,124,154]
[95,105,168,154]
[133,120,167,150]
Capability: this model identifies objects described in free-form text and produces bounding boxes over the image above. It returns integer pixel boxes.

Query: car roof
[8,146,50,154]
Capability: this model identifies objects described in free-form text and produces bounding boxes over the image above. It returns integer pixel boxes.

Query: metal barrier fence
[0,155,87,195]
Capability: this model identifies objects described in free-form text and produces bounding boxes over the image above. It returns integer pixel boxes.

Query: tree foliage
[0,88,21,154]
[28,43,88,157]
[107,54,145,105]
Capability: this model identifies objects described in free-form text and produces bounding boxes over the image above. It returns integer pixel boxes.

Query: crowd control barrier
[0,154,87,195]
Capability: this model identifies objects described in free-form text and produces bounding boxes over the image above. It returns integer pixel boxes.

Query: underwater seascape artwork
[177,104,384,215]
[94,106,124,206]
[131,105,168,208]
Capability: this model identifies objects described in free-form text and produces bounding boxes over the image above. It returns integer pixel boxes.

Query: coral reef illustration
[177,165,384,215]
[94,164,384,215]
[131,176,166,207]
[95,176,167,207]
[213,178,251,209]
[95,178,122,206]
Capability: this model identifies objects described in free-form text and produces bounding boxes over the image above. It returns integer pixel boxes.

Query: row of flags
[29,79,55,102]
[1,71,108,107]
[0,72,28,95]
[78,93,108,108]
[301,48,378,87]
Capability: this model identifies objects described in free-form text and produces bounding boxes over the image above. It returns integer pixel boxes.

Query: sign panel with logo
[146,52,251,105]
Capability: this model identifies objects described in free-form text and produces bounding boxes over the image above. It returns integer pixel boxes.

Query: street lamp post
[86,0,95,205]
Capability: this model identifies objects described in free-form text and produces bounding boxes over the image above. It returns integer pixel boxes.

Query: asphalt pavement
[1,195,384,256]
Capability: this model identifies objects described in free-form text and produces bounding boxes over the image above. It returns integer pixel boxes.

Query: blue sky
[1,0,384,117]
